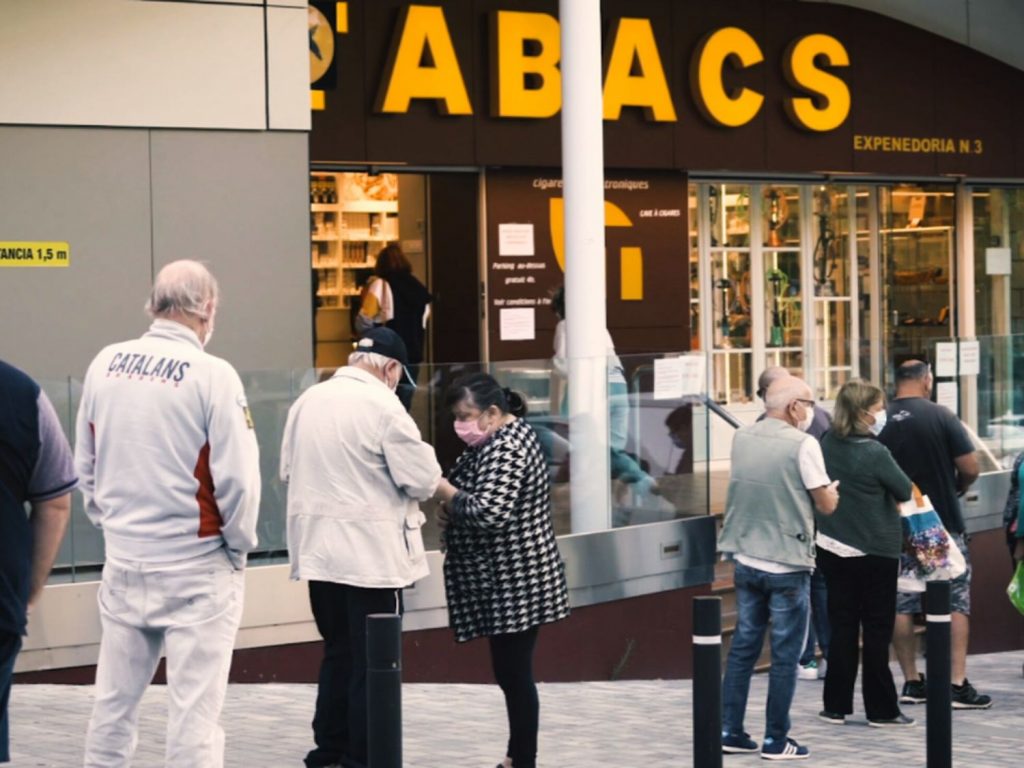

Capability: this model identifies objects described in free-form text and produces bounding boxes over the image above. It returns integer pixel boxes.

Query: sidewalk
[10,650,1023,767]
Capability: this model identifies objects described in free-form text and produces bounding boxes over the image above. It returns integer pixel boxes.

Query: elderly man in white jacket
[280,326,441,768]
[75,260,261,768]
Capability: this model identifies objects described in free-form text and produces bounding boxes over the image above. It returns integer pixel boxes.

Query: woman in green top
[817,380,914,727]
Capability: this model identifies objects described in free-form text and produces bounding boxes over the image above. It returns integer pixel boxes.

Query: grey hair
[765,376,811,412]
[348,351,395,370]
[145,260,219,320]
[757,365,791,398]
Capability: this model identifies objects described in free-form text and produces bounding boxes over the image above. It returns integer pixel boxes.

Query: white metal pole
[560,0,610,533]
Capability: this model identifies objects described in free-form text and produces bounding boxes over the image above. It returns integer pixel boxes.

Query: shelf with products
[310,171,400,311]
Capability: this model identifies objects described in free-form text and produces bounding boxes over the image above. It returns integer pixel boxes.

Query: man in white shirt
[76,260,261,767]
[717,377,839,761]
[280,327,441,768]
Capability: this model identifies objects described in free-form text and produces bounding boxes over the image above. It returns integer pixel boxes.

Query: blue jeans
[799,568,830,666]
[0,630,22,763]
[722,563,810,743]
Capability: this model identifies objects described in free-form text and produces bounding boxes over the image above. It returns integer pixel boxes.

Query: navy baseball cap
[355,327,416,386]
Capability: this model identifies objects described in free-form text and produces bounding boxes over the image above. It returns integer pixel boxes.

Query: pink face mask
[454,418,490,447]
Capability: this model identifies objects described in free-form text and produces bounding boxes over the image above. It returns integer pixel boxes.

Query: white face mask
[798,410,814,432]
[868,409,887,436]
[384,364,399,393]
[202,319,214,347]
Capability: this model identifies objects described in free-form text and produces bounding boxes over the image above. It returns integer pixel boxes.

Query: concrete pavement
[8,650,1023,766]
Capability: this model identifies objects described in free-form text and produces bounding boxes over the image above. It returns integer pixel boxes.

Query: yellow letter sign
[784,34,851,132]
[691,27,764,128]
[493,10,561,118]
[603,18,677,122]
[377,5,472,115]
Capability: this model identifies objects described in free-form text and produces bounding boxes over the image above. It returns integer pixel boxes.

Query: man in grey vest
[718,376,839,761]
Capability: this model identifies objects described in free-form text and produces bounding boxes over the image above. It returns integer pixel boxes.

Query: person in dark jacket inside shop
[356,244,432,409]
[434,373,570,768]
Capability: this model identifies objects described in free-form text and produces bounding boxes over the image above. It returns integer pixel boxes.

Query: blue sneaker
[761,737,809,760]
[722,731,759,753]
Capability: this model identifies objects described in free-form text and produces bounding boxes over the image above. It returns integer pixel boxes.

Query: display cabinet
[310,172,399,310]
[881,187,955,363]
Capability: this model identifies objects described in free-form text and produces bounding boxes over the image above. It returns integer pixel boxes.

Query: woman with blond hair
[817,379,915,727]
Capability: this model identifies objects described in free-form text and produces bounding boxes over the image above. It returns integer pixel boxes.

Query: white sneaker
[798,660,819,680]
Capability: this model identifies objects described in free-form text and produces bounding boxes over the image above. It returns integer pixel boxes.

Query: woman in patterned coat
[434,373,570,768]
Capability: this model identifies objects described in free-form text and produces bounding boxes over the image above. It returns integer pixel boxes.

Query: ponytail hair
[444,372,528,418]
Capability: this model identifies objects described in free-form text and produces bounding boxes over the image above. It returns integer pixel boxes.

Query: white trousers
[83,548,244,768]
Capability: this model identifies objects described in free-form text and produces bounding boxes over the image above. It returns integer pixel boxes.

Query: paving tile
[8,650,1022,766]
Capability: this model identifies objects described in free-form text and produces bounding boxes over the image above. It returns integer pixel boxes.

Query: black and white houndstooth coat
[443,418,570,643]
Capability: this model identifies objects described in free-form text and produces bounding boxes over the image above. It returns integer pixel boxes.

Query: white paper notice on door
[654,357,684,400]
[935,381,958,413]
[679,355,707,396]
[498,223,535,256]
[958,340,980,376]
[499,307,535,340]
[934,342,957,377]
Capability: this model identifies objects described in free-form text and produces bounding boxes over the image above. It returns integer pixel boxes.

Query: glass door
[879,183,956,376]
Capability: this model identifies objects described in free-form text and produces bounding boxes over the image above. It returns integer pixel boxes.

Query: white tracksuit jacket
[75,319,261,568]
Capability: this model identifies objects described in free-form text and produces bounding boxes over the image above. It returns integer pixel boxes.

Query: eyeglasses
[794,398,815,407]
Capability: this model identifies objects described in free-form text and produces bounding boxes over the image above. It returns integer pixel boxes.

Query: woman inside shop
[356,243,432,408]
[433,373,570,768]
[817,379,915,727]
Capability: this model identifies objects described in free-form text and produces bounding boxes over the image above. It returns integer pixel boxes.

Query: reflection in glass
[812,186,842,297]
[712,251,751,349]
[764,250,802,348]
[763,186,801,247]
[708,184,751,248]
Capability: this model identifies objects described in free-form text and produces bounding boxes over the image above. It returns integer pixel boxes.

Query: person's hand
[1014,538,1024,564]
[434,477,458,504]
[436,503,451,529]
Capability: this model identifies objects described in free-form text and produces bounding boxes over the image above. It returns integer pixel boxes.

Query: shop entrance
[308,169,481,371]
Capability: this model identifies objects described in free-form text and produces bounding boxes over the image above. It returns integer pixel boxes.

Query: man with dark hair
[0,361,74,764]
[878,359,990,709]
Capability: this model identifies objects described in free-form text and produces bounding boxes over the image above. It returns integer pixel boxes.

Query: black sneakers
[951,679,993,709]
[899,674,994,709]
[899,676,927,704]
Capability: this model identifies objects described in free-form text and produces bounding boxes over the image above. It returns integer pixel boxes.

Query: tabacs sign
[312,3,851,133]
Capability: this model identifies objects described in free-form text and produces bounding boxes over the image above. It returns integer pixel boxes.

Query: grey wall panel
[149,131,312,371]
[804,0,1024,72]
[0,126,154,378]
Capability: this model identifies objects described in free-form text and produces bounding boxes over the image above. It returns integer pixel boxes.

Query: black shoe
[899,676,926,704]
[868,713,916,727]
[952,679,992,709]
[818,709,846,725]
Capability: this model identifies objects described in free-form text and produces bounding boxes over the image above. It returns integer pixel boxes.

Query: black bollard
[925,580,952,768]
[367,613,403,768]
[693,596,723,768]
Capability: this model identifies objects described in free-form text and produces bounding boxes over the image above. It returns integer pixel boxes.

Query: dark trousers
[799,568,831,665]
[0,630,21,764]
[305,582,401,768]
[489,627,540,768]
[818,549,901,720]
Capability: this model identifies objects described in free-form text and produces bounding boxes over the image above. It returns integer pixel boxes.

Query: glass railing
[39,353,724,581]
[40,334,1024,582]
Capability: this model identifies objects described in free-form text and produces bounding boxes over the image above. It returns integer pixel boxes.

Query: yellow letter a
[602,18,677,122]
[377,5,472,115]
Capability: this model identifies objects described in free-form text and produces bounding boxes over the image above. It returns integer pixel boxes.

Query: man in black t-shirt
[0,360,76,762]
[878,360,990,710]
